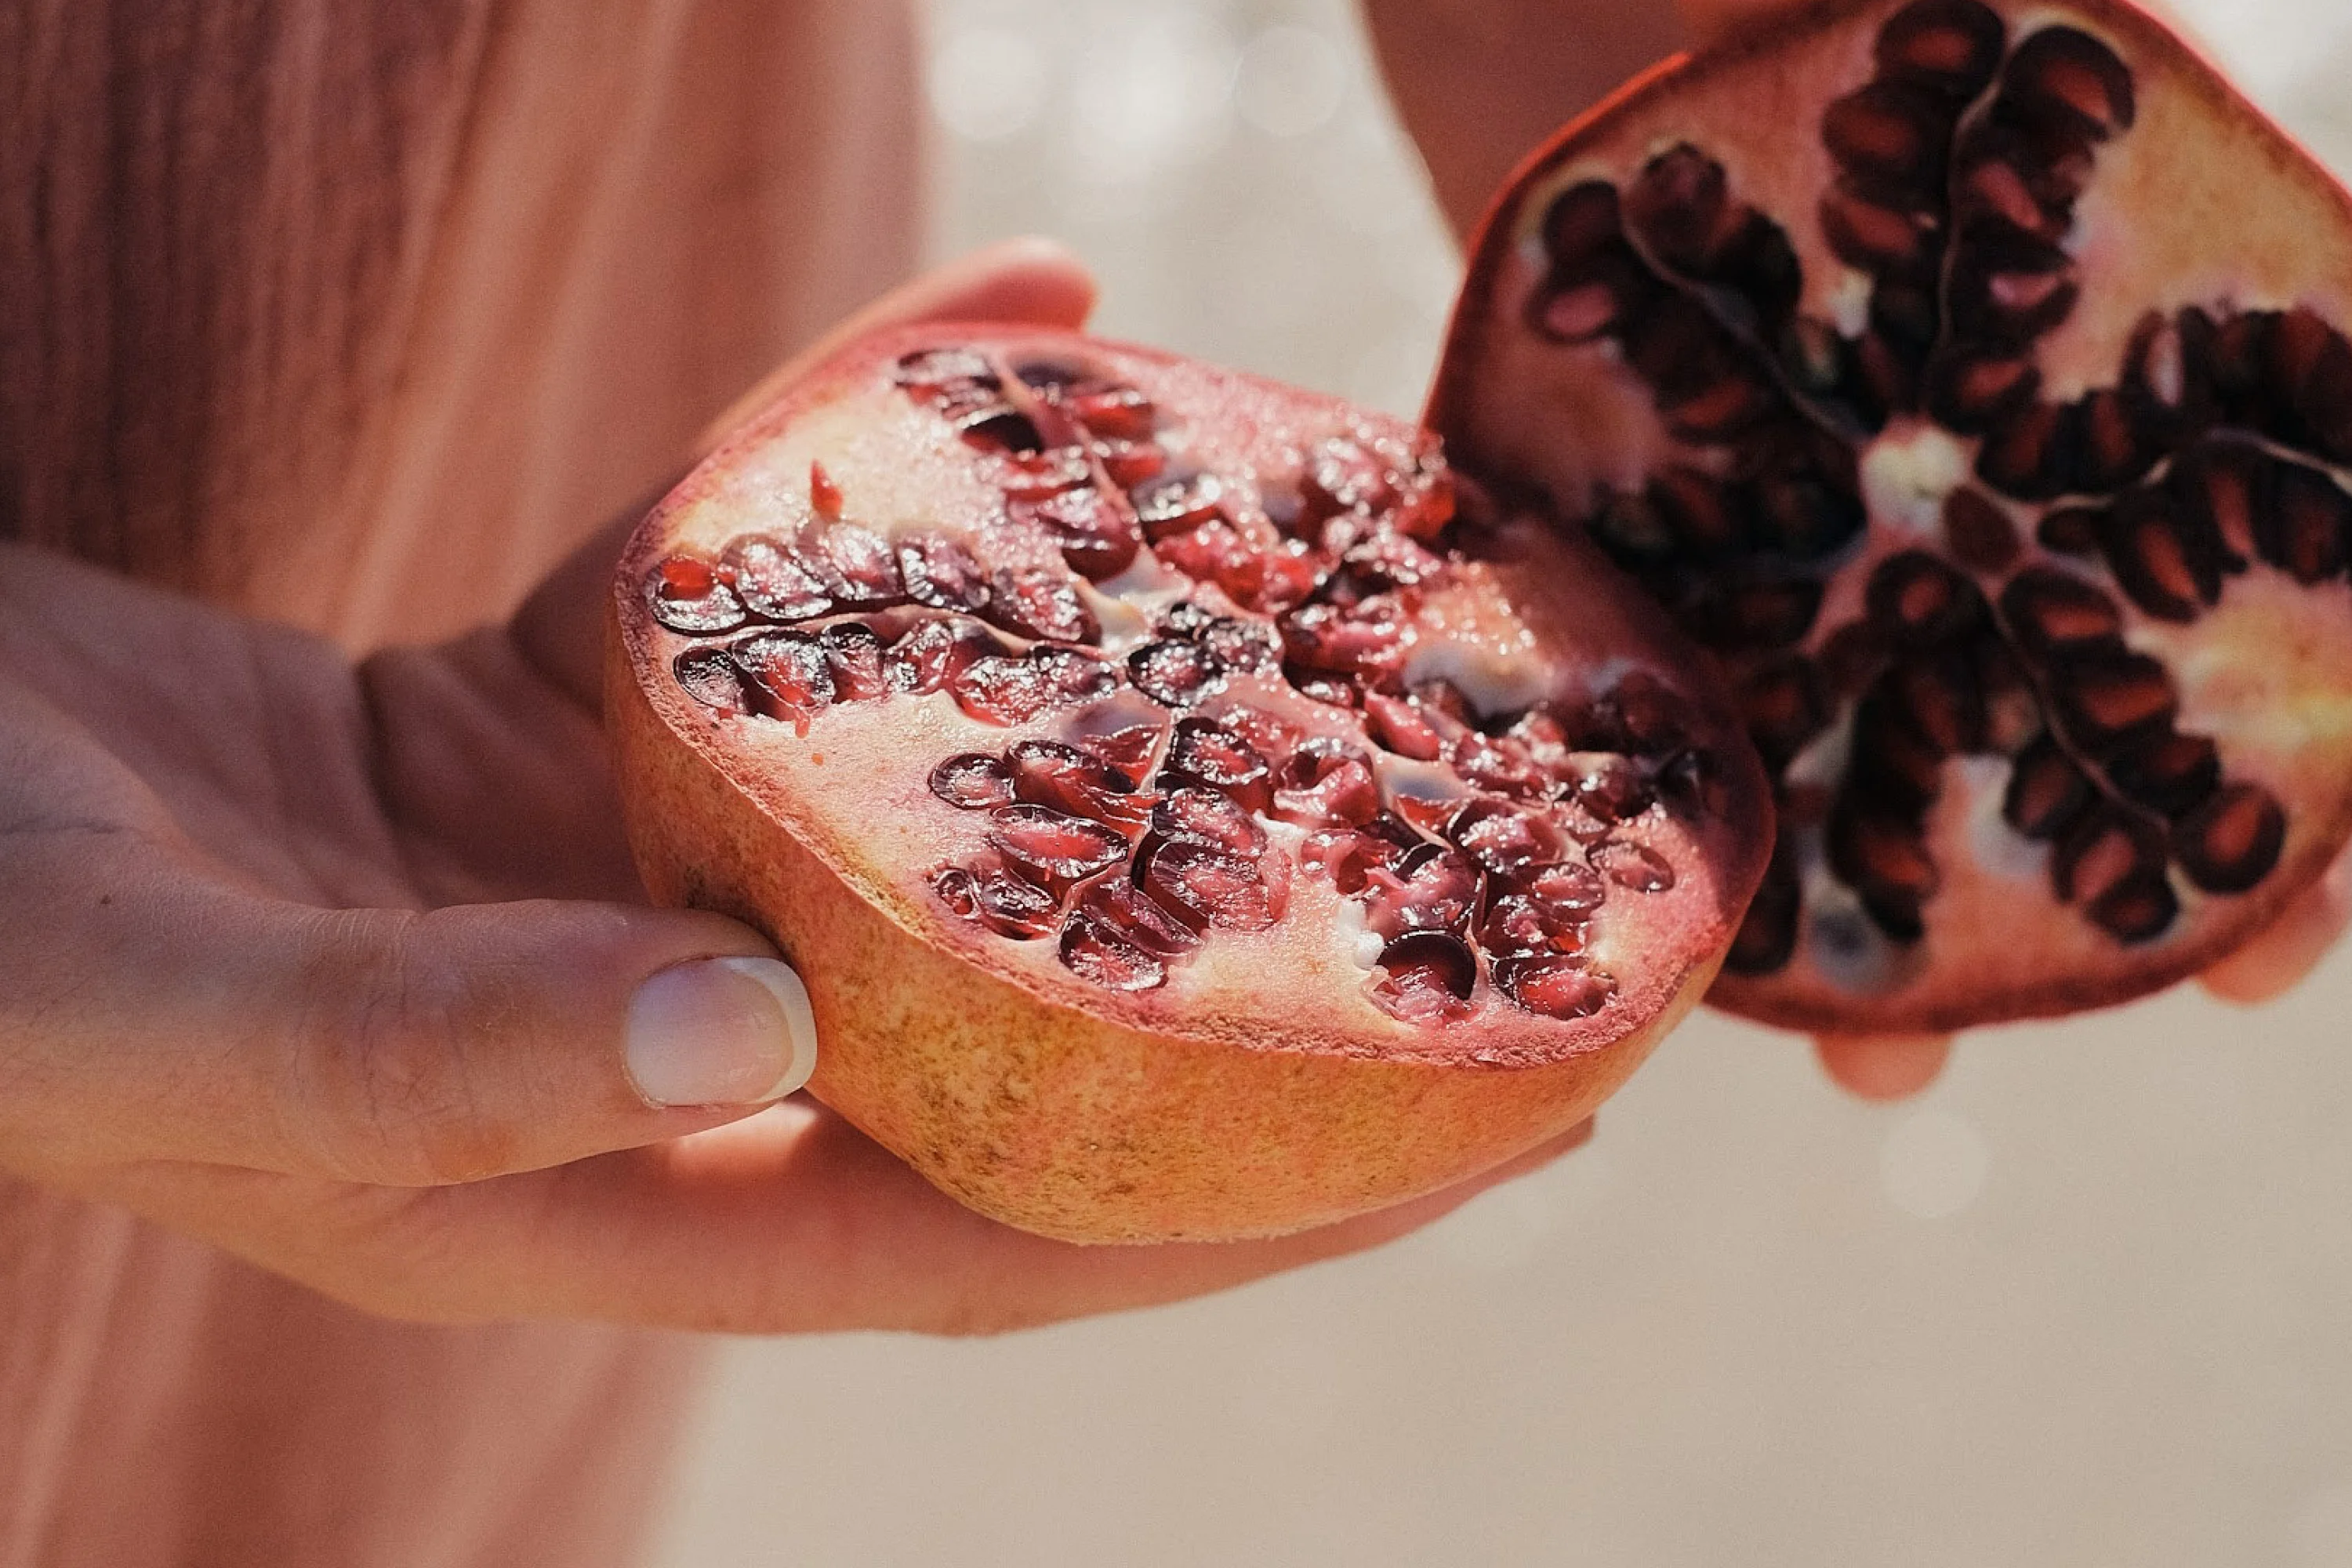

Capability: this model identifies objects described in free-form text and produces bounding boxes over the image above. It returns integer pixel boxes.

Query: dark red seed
[1301,818,1418,895]
[2166,441,2263,567]
[1588,839,1676,893]
[934,861,1060,941]
[1539,181,1624,267]
[2048,649,2176,747]
[960,407,1045,455]
[2107,729,2220,819]
[986,567,1099,644]
[2053,808,2164,906]
[999,445,1096,501]
[1076,878,1200,959]
[1127,639,1224,707]
[1018,485,1142,583]
[1141,840,1279,932]
[1028,646,1122,708]
[1480,890,1589,960]
[1067,385,1157,442]
[805,522,905,608]
[1942,488,2020,571]
[2259,463,2351,583]
[2002,734,2090,839]
[1820,186,1940,274]
[808,460,844,517]
[987,804,1129,888]
[930,753,1016,810]
[673,645,750,711]
[1161,717,1273,811]
[725,535,833,622]
[2175,782,2286,894]
[1305,436,1398,517]
[1822,83,1947,187]
[1867,550,1984,644]
[1364,843,1483,940]
[1567,753,1656,823]
[1152,786,1267,858]
[1876,0,2006,96]
[2003,25,2136,139]
[2087,870,2179,942]
[808,626,879,705]
[2036,506,2103,557]
[895,347,996,394]
[885,616,998,694]
[950,654,1050,725]
[1737,657,1829,771]
[2000,568,2122,655]
[1524,861,1609,916]
[1096,440,1167,489]
[1075,720,1165,779]
[1010,739,1148,830]
[647,554,747,634]
[1492,954,1616,1020]
[1058,913,1168,991]
[1370,932,1479,1023]
[2100,491,2213,621]
[732,630,835,723]
[1926,352,2041,434]
[1978,399,2077,500]
[1828,810,1936,937]
[1363,691,1446,760]
[1200,616,1279,676]
[1131,471,1226,537]
[1272,739,1381,828]
[898,534,992,612]
[1446,798,1567,877]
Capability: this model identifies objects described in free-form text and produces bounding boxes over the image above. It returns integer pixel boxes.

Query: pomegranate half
[609,329,1769,1241]
[1438,0,2352,1031]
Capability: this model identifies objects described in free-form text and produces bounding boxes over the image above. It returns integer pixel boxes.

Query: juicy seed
[820,622,890,701]
[1480,890,1589,960]
[1076,877,1201,958]
[987,566,1100,644]
[1128,638,1225,707]
[1131,471,1225,535]
[1152,786,1268,858]
[732,630,835,722]
[1363,844,1483,940]
[673,645,750,712]
[2002,735,2092,840]
[1272,739,1381,828]
[725,535,833,622]
[1492,954,1617,1020]
[809,460,844,517]
[898,534,992,612]
[1141,840,1280,932]
[1726,851,1802,975]
[2175,782,2287,894]
[1370,933,1479,1024]
[986,804,1130,888]
[1588,839,1677,893]
[1446,798,1568,877]
[886,616,997,694]
[647,554,747,634]
[808,522,905,608]
[935,861,1060,941]
[1058,913,1169,992]
[1018,485,1142,583]
[1010,739,1149,829]
[929,752,1016,810]
[1161,717,1274,811]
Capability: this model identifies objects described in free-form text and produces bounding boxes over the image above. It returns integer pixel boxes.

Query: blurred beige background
[651,3,2352,1563]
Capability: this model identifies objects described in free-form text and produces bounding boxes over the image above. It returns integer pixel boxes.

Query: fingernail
[626,957,819,1108]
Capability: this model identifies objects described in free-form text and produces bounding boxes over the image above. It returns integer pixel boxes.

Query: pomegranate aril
[1370,933,1478,1023]
[2002,734,2091,840]
[2106,729,2220,819]
[2175,782,2285,894]
[950,655,1050,726]
[930,753,1016,811]
[1364,844,1483,940]
[2100,492,2223,620]
[1067,385,1156,442]
[807,523,905,609]
[1272,739,1381,828]
[816,622,888,701]
[1492,954,1616,1021]
[2087,870,2179,943]
[733,630,835,722]
[1822,83,1950,188]
[674,645,750,712]
[1302,815,1420,895]
[1446,798,1567,878]
[1480,890,1588,960]
[987,804,1129,889]
[2003,25,2135,141]
[999,445,1095,501]
[1926,351,2040,434]
[1131,471,1225,537]
[1018,485,1142,583]
[1128,638,1225,707]
[986,567,1099,644]
[2256,463,2351,583]
[1141,840,1280,932]
[1199,615,1281,675]
[1875,0,2005,97]
[1867,550,1985,645]
[1010,739,1149,831]
[2053,808,2165,909]
[2047,648,2176,750]
[1364,691,1446,761]
[1588,839,1677,895]
[1076,878,1200,959]
[1565,753,1657,823]
[647,554,747,634]
[1161,717,1273,812]
[1737,657,1830,771]
[726,535,833,622]
[2001,568,2122,655]
[898,534,991,612]
[935,861,1059,941]
[1304,436,1398,517]
[1096,441,1166,488]
[1073,719,1165,779]
[1152,786,1267,858]
[1031,647,1121,706]
[960,407,1046,455]
[895,346,995,394]
[1828,808,1936,938]
[887,615,997,695]
[2168,440,2263,567]
[1058,913,1168,993]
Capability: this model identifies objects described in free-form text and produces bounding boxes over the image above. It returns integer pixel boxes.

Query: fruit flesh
[610,327,1769,1240]
[1436,0,2352,1031]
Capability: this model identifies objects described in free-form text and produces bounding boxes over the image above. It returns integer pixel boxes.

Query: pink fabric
[0,2,919,1561]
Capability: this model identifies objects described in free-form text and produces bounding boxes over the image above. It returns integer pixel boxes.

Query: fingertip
[1813,1032,1952,1101]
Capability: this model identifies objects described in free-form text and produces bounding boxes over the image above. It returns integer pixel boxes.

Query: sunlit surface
[654,3,2352,1563]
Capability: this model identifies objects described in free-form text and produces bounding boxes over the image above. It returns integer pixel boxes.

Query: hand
[0,239,1590,1334]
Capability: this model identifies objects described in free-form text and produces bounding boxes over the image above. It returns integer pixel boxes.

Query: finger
[0,812,818,1186]
[1813,1032,1953,1101]
[100,1112,1596,1330]
[2200,840,2352,1004]
[510,236,1099,708]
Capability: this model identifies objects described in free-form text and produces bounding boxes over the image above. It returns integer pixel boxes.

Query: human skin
[1361,0,2352,1094]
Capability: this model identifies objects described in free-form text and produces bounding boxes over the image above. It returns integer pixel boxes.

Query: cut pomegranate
[613,324,1766,1240]
[1435,0,2352,1031]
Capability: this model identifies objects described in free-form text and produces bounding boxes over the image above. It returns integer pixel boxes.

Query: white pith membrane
[1436,0,2352,1027]
[626,333,1767,1064]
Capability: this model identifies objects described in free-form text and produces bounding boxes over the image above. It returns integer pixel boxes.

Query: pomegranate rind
[610,325,1769,1242]
[1437,0,2352,1031]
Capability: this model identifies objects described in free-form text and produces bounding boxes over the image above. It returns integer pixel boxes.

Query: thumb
[4,842,817,1187]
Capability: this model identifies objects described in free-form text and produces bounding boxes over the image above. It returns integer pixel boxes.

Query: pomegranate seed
[1151,786,1267,858]
[886,616,998,694]
[1305,436,1397,517]
[987,566,1099,644]
[1390,792,1461,837]
[1279,598,1409,678]
[1450,733,1551,800]
[895,347,995,394]
[959,407,1046,455]
[808,522,905,608]
[1370,932,1478,1023]
[1198,615,1281,674]
[1128,638,1225,707]
[809,460,844,517]
[930,753,1016,810]
[1140,840,1279,932]
[1067,385,1156,442]
[1523,861,1608,916]
[820,622,890,701]
[1027,646,1122,708]
[1588,839,1677,892]
[1301,816,1418,894]
[1000,445,1096,501]
[1097,440,1167,488]
[1493,955,1615,1019]
[1272,739,1381,828]
[1076,722,1165,779]
[1363,691,1446,760]
[1058,913,1168,991]
[987,804,1129,887]
[732,630,834,723]
[673,646,750,712]
[951,655,1051,725]
[1075,878,1200,958]
[1221,539,1324,613]
[1287,670,1362,710]
[934,861,1060,940]
[1017,485,1142,582]
[1446,797,1567,877]
[1220,706,1302,768]
[1363,843,1482,939]
[647,554,747,634]
[1566,753,1655,821]
[724,535,832,622]
[1481,891,1588,959]
[898,534,992,612]
[1152,515,1258,587]
[1131,471,1225,536]
[1010,739,1149,830]
[1161,717,1273,812]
